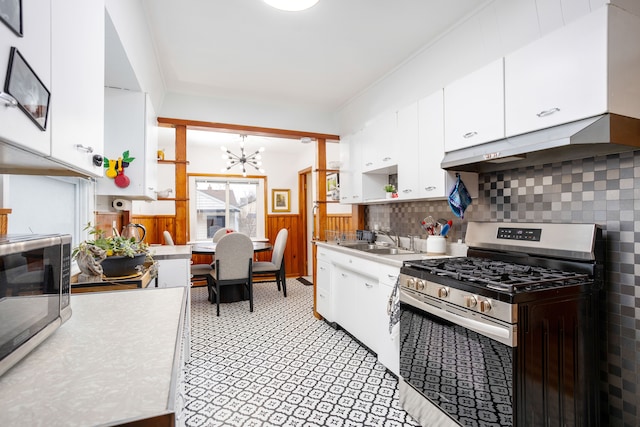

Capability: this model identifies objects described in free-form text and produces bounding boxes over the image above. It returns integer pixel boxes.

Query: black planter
[101,253,146,277]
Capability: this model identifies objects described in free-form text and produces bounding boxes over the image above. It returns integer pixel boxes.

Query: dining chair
[163,230,212,286]
[208,232,254,316]
[212,228,234,242]
[252,228,288,297]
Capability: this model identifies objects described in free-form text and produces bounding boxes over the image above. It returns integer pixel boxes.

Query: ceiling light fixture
[263,0,319,12]
[221,135,265,177]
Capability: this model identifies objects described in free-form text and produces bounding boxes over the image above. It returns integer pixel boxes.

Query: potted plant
[384,184,396,199]
[73,223,153,280]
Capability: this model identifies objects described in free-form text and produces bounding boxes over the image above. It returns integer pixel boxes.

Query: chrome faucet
[376,229,399,247]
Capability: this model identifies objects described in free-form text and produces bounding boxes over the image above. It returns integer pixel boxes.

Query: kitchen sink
[338,242,416,255]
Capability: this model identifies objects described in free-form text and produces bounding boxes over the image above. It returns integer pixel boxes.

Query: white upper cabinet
[396,102,419,199]
[97,88,157,200]
[361,111,397,172]
[444,58,505,152]
[505,5,640,137]
[50,0,104,177]
[339,133,362,204]
[0,0,51,156]
[419,90,478,200]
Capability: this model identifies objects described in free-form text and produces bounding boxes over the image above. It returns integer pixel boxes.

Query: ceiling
[140,0,488,112]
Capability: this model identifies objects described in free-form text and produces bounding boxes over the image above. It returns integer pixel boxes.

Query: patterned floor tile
[184,279,420,427]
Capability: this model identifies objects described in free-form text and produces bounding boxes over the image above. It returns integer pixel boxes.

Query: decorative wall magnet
[104,151,135,188]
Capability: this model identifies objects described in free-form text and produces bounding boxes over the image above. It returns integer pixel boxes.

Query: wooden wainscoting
[131,215,177,245]
[265,214,303,277]
[325,214,356,236]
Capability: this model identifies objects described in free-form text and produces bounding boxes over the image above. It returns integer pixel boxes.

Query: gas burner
[403,257,591,293]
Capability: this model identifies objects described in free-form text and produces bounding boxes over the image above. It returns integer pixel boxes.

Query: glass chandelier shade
[221,135,265,177]
[263,0,319,12]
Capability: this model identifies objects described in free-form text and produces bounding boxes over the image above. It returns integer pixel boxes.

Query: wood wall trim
[175,125,188,245]
[157,117,340,142]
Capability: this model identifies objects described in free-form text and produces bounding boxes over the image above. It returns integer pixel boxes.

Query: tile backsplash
[365,149,639,426]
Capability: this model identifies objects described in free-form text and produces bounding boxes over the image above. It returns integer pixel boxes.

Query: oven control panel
[497,227,541,241]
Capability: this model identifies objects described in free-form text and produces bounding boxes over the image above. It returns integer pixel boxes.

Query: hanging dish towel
[388,275,400,334]
[448,173,472,219]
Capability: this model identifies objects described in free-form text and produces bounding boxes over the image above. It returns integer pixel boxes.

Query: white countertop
[149,244,192,260]
[315,241,451,267]
[0,287,187,427]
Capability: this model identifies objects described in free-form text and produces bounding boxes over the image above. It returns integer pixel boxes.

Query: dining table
[189,239,273,303]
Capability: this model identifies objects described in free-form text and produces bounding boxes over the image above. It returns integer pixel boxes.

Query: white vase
[385,192,393,199]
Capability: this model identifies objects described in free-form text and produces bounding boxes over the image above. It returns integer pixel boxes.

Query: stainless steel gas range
[398,221,604,427]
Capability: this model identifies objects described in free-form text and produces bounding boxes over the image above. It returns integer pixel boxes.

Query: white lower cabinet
[334,264,379,351]
[156,258,190,288]
[316,258,333,322]
[316,244,400,374]
[375,264,400,376]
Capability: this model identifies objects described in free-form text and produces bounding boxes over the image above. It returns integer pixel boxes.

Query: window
[189,176,265,241]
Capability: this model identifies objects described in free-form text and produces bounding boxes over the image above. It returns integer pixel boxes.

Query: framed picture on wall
[0,0,22,37]
[326,173,340,200]
[4,47,51,130]
[272,189,290,212]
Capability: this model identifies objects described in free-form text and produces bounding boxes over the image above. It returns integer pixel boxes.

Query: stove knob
[416,280,425,291]
[479,300,492,313]
[464,295,477,308]
[437,287,449,298]
[406,278,416,289]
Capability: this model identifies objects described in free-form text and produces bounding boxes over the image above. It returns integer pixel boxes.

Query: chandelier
[220,135,265,177]
[263,0,319,12]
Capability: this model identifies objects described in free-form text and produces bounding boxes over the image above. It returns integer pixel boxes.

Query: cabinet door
[0,0,51,155]
[444,58,505,152]
[362,112,397,172]
[156,258,190,288]
[339,131,363,204]
[504,7,608,137]
[50,0,104,176]
[417,91,447,198]
[98,88,157,199]
[333,265,378,351]
[397,102,420,200]
[316,259,333,322]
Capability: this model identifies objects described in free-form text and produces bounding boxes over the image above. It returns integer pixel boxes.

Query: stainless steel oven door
[399,288,515,427]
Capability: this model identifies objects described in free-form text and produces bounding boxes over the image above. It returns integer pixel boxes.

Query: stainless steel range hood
[441,113,640,173]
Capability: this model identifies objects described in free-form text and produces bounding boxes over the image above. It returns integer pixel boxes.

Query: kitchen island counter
[0,287,189,427]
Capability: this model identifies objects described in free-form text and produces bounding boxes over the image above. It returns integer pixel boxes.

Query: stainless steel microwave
[0,234,72,376]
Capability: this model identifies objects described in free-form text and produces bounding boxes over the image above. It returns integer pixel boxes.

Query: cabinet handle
[352,195,359,199]
[365,162,373,166]
[424,186,436,191]
[463,131,478,139]
[74,144,94,153]
[319,266,326,271]
[382,157,391,162]
[341,273,348,278]
[402,189,412,194]
[388,274,398,281]
[536,107,560,117]
[365,282,373,288]
[0,92,17,107]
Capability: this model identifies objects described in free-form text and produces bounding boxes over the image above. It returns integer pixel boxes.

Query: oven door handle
[401,291,515,347]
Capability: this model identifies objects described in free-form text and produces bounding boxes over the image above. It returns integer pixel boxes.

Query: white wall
[159,92,338,137]
[105,0,165,113]
[133,127,315,215]
[337,0,610,135]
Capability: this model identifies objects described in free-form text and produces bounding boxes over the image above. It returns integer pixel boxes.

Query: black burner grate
[404,257,591,293]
